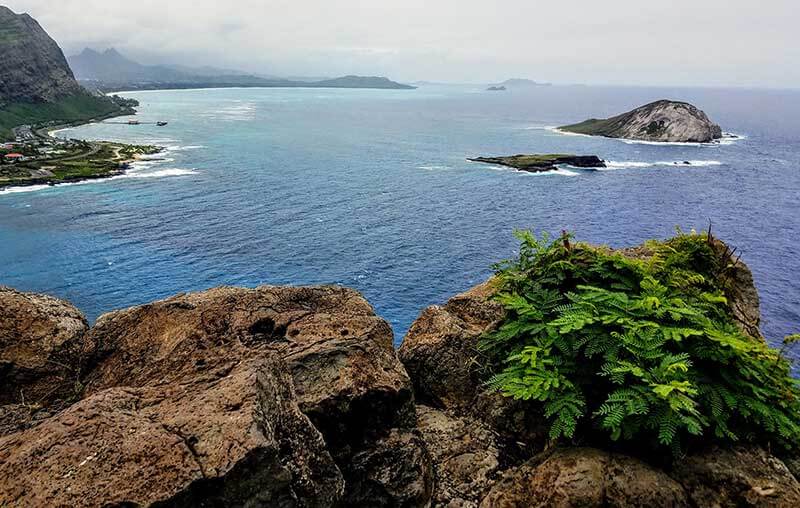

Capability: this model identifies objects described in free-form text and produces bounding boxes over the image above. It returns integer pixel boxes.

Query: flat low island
[468,154,606,173]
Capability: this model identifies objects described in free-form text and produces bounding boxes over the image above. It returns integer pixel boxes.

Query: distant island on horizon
[69,48,416,93]
[490,78,552,88]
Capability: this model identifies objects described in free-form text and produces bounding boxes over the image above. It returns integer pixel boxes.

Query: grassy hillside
[0,94,122,140]
[559,116,631,137]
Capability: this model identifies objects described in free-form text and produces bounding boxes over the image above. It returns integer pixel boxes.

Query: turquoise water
[1,85,798,349]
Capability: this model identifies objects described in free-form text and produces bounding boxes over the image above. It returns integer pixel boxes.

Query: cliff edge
[0,236,798,507]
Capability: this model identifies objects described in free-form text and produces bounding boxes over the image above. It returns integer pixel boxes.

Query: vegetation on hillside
[480,230,800,456]
[0,94,124,140]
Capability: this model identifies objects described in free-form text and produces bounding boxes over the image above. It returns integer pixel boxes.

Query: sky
[5,0,800,88]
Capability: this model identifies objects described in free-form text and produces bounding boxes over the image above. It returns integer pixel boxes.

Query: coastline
[0,99,167,193]
[547,125,744,146]
[36,107,135,139]
[0,143,164,192]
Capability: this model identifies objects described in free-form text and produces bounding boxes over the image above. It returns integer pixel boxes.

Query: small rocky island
[560,99,723,143]
[468,153,606,172]
[486,86,506,91]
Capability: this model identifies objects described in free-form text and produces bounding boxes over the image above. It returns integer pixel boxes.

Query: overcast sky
[6,0,800,88]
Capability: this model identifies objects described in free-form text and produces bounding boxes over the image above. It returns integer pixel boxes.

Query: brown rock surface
[0,356,343,507]
[480,448,690,508]
[340,428,434,507]
[0,284,421,507]
[84,285,414,454]
[0,287,89,406]
[415,405,502,507]
[671,446,800,508]
[398,280,503,412]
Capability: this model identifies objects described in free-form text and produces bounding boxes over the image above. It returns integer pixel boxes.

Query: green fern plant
[481,230,800,455]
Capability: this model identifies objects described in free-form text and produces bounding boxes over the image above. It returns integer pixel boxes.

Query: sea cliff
[1,234,798,507]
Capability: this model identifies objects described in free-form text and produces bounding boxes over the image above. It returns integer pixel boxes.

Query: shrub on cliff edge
[480,230,800,456]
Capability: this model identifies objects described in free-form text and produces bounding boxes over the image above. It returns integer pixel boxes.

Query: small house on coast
[3,153,25,163]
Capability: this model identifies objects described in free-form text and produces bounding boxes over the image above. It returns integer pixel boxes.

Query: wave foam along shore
[603,160,723,170]
[545,126,744,146]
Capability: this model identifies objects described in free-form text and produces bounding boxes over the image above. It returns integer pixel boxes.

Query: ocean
[1,84,798,351]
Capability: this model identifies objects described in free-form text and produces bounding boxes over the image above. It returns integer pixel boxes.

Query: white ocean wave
[545,126,591,138]
[485,164,580,177]
[547,126,745,146]
[0,184,53,195]
[0,165,198,196]
[120,168,198,179]
[166,145,205,152]
[603,160,723,170]
[417,165,452,171]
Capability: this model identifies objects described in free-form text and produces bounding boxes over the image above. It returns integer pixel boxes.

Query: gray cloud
[5,0,799,87]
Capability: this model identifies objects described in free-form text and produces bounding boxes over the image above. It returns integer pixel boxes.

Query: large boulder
[0,287,90,406]
[399,281,547,453]
[84,285,414,456]
[0,356,343,507]
[0,285,426,507]
[480,448,690,508]
[398,280,504,412]
[670,446,800,507]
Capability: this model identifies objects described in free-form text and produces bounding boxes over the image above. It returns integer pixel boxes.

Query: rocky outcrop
[671,447,800,508]
[0,6,86,105]
[468,154,606,173]
[415,405,503,507]
[0,249,795,507]
[0,356,344,507]
[560,100,723,143]
[340,429,434,507]
[0,287,89,407]
[480,448,691,508]
[81,286,415,457]
[0,285,424,507]
[400,241,799,507]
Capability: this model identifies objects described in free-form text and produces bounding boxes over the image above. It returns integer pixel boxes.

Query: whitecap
[417,165,452,171]
[120,168,198,179]
[0,184,52,195]
[602,160,723,170]
[166,145,205,152]
[485,164,580,177]
[548,126,745,146]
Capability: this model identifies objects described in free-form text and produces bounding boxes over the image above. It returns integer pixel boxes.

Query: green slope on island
[0,6,125,140]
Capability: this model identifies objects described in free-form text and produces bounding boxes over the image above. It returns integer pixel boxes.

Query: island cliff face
[1,239,799,507]
[560,100,724,143]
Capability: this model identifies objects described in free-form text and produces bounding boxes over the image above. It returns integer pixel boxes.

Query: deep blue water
[1,85,798,351]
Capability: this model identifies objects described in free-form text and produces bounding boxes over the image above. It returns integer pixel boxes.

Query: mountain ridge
[69,47,416,91]
[0,7,125,140]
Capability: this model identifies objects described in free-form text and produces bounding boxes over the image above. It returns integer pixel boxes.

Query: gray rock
[560,100,723,143]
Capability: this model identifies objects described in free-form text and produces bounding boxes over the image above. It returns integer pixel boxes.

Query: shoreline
[0,144,164,192]
[547,126,744,146]
[1,103,162,193]
[36,107,135,140]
